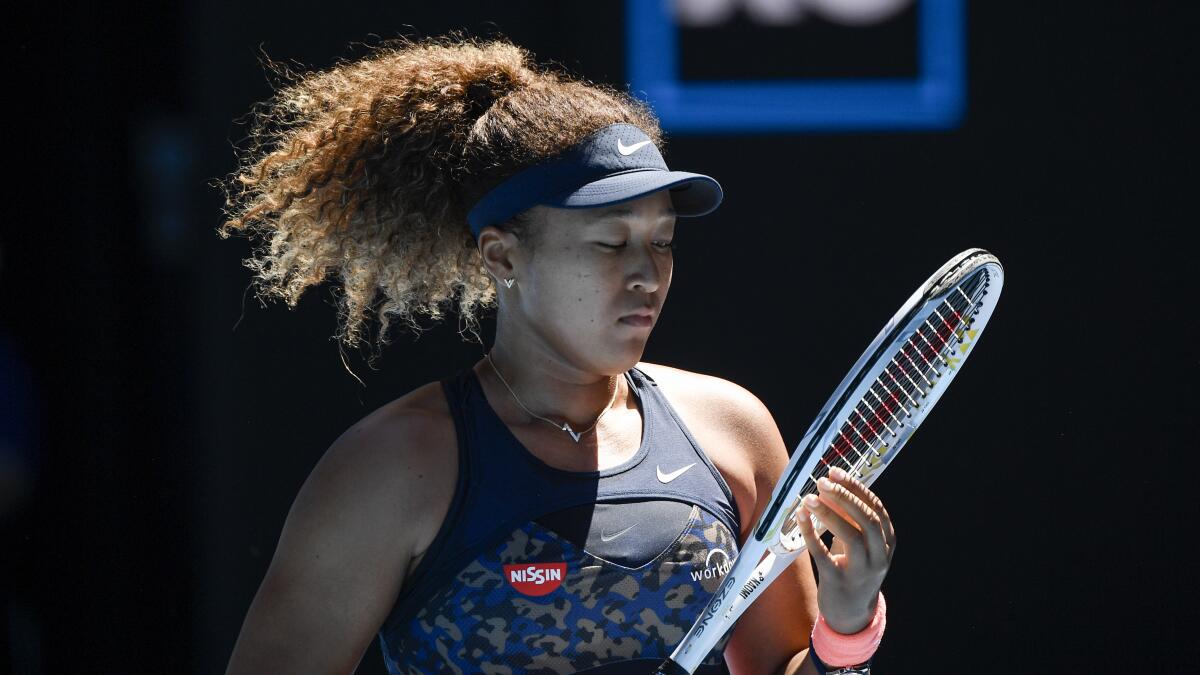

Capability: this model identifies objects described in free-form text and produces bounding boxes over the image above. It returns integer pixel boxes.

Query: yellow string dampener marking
[860,445,887,479]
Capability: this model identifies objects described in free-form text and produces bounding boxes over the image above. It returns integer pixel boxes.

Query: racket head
[760,248,1003,546]
[663,249,1004,673]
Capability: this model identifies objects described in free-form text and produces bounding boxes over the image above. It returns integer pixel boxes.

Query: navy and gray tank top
[377,366,742,673]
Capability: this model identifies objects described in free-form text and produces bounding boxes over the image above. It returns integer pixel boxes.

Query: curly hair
[217,34,664,362]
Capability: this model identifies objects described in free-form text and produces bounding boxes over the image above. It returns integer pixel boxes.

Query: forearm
[773,596,884,675]
[776,592,886,675]
[771,604,872,674]
[775,648,821,675]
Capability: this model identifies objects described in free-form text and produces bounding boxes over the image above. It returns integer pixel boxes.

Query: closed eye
[595,241,675,251]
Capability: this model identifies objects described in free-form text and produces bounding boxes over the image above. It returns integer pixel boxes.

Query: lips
[619,309,655,328]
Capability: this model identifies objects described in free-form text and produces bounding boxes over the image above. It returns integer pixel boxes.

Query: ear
[477,225,520,284]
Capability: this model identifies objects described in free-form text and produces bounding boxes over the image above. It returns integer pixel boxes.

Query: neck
[481,327,626,430]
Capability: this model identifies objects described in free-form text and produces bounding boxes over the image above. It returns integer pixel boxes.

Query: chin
[573,341,642,376]
[603,337,650,373]
[557,323,651,375]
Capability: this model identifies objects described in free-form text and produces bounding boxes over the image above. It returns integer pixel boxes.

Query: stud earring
[503,277,515,289]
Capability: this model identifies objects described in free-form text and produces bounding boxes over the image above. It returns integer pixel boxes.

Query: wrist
[809,651,873,675]
[820,592,880,634]
[809,652,873,675]
[810,591,886,671]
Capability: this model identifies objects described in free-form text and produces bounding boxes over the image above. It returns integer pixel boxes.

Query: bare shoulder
[635,362,778,439]
[281,378,458,579]
[313,379,458,554]
[227,380,458,673]
[636,362,790,539]
[329,379,455,480]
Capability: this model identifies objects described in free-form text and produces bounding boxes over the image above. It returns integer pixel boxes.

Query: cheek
[528,253,607,310]
[561,262,617,312]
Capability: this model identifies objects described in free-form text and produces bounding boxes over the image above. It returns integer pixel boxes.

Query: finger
[826,468,892,551]
[794,504,836,574]
[830,535,849,558]
[876,501,896,559]
[802,492,867,559]
[828,467,896,559]
[817,488,862,534]
[817,474,886,563]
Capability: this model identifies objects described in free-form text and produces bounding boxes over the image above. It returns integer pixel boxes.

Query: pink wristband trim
[810,591,887,667]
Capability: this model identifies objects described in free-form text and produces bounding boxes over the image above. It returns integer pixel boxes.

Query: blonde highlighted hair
[217,34,663,360]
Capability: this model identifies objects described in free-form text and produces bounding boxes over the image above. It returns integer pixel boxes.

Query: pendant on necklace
[561,423,583,443]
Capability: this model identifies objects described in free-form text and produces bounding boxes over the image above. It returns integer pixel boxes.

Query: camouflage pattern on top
[381,505,739,673]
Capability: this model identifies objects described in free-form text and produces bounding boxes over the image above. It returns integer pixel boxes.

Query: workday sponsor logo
[690,549,733,582]
[503,562,567,596]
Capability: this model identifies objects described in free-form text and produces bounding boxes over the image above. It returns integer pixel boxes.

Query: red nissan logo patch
[503,562,567,596]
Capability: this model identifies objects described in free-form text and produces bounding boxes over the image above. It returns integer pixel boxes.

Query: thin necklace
[485,352,620,443]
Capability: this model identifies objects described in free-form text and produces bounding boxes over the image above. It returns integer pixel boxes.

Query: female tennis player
[219,36,895,675]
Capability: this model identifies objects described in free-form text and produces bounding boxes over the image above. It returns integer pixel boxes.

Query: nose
[626,246,663,294]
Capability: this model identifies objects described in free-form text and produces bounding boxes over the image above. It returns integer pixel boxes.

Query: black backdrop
[4,2,1196,673]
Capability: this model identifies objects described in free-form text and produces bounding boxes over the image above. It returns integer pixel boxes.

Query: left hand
[794,466,896,634]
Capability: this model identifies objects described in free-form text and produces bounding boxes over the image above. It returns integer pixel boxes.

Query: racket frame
[658,248,1004,673]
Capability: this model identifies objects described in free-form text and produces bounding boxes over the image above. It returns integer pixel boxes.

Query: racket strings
[808,270,992,487]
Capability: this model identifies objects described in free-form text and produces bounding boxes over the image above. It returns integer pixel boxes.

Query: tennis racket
[654,248,1004,674]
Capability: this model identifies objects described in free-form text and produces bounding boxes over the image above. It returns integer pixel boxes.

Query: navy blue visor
[467,123,723,237]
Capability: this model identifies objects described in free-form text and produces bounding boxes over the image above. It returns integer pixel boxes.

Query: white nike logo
[600,524,637,542]
[656,462,696,484]
[617,139,652,156]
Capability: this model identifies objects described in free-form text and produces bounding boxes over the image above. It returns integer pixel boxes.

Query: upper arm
[225,404,454,675]
[719,389,819,674]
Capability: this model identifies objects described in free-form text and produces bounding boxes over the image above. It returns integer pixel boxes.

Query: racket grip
[652,659,689,675]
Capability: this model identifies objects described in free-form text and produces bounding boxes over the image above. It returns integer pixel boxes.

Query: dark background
[4,2,1196,673]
